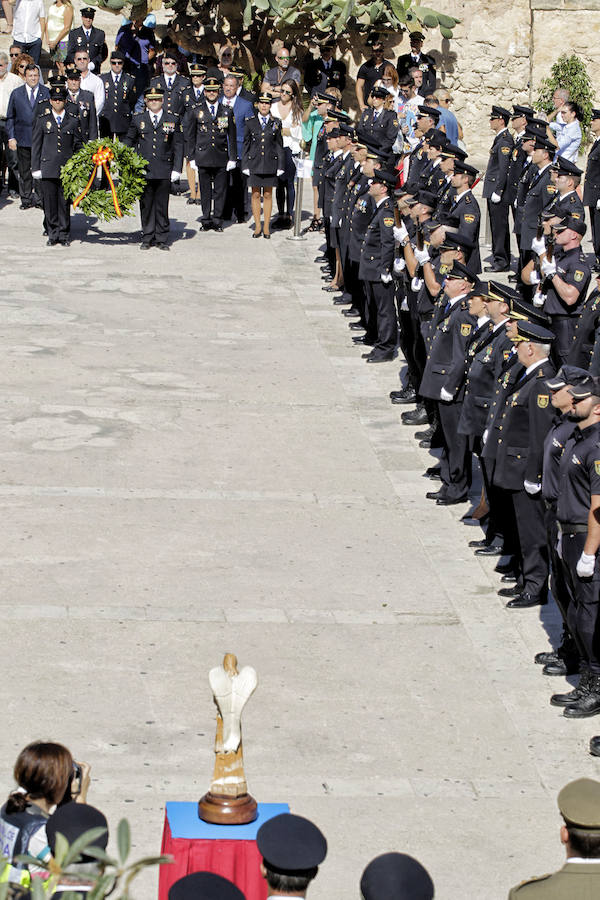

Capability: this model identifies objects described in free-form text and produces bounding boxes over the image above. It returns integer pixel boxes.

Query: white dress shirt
[12,0,45,43]
[80,70,104,115]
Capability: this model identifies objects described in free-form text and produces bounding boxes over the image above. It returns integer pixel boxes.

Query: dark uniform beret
[111,49,126,61]
[144,85,165,100]
[80,6,95,15]
[360,852,434,900]
[555,213,586,236]
[414,189,437,208]
[372,168,398,188]
[370,85,390,99]
[568,378,600,401]
[417,105,440,122]
[514,320,555,344]
[50,84,68,100]
[256,813,327,872]
[453,159,478,177]
[169,872,246,900]
[46,803,108,862]
[440,231,475,251]
[546,365,590,390]
[426,131,448,150]
[490,104,511,121]
[446,259,477,283]
[440,142,468,161]
[552,155,583,177]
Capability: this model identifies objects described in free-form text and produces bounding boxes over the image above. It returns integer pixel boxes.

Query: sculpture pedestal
[198,791,258,825]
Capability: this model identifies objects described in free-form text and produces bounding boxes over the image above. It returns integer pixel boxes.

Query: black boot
[550,670,590,707]
[564,674,600,718]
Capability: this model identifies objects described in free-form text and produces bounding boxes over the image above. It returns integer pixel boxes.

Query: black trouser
[590,205,600,264]
[488,198,511,269]
[364,279,396,355]
[40,177,70,242]
[396,308,419,389]
[512,489,549,598]
[323,219,335,274]
[347,258,370,332]
[197,165,227,225]
[139,177,170,245]
[562,530,600,673]
[17,145,34,203]
[545,504,577,657]
[223,166,247,222]
[0,121,19,192]
[481,457,519,557]
[438,399,470,500]
[550,315,577,365]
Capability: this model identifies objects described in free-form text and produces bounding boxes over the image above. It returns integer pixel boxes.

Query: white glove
[242,169,250,176]
[393,257,406,274]
[596,198,600,211]
[226,160,237,171]
[524,480,541,495]
[32,170,42,179]
[381,272,392,284]
[440,387,453,402]
[531,235,546,255]
[277,169,284,176]
[411,276,423,291]
[88,61,95,71]
[491,191,501,204]
[414,247,430,265]
[577,551,596,578]
[541,256,557,277]
[170,171,180,182]
[400,298,409,311]
[482,428,489,444]
[393,223,408,243]
[533,289,545,308]
[556,534,562,560]
[529,270,541,286]
[190,160,198,172]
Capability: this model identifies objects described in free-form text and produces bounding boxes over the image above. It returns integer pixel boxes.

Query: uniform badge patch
[46,121,52,130]
[571,210,581,217]
[503,350,511,359]
[595,461,600,475]
[461,323,472,336]
[547,185,556,193]
[383,217,394,227]
[512,149,518,160]
[439,264,448,274]
[465,194,471,203]
[501,146,511,154]
[140,120,145,128]
[537,394,549,408]
[464,214,475,224]
[574,270,584,282]
[393,119,398,127]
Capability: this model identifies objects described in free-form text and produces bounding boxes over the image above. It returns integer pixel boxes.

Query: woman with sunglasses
[242,91,284,238]
[12,51,34,78]
[271,77,302,229]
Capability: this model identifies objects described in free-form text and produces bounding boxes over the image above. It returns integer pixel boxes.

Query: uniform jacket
[568,287,600,371]
[404,141,430,193]
[6,84,51,146]
[99,72,137,134]
[356,107,398,153]
[241,114,283,176]
[396,52,436,95]
[543,245,591,317]
[228,95,255,160]
[521,164,556,252]
[423,160,446,195]
[446,189,481,273]
[150,73,190,118]
[65,88,98,142]
[419,294,478,399]
[185,99,236,167]
[358,196,395,282]
[66,25,107,73]
[436,177,455,223]
[483,127,514,199]
[505,135,529,206]
[331,153,356,227]
[124,110,184,179]
[583,137,600,206]
[508,861,600,898]
[322,151,345,218]
[513,160,536,235]
[548,188,585,220]
[348,180,375,263]
[458,324,513,437]
[31,110,83,177]
[492,358,556,490]
[303,57,347,94]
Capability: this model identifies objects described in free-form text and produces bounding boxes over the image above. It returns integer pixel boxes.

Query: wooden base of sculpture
[198,791,258,825]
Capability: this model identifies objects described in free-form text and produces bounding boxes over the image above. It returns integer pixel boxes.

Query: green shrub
[537,53,594,150]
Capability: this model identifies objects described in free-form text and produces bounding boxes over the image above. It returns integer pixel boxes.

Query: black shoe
[436,494,468,506]
[252,231,262,238]
[535,650,558,665]
[564,677,600,718]
[213,225,224,232]
[498,585,521,598]
[157,243,170,251]
[366,352,395,363]
[320,265,330,272]
[322,285,338,292]
[426,490,446,501]
[352,336,374,345]
[424,466,442,480]
[543,658,579,676]
[590,736,600,756]
[508,273,518,282]
[402,407,429,425]
[500,573,518,583]
[551,673,589,707]
[46,238,58,246]
[495,559,516,574]
[60,239,71,247]
[349,322,364,331]
[333,297,350,305]
[415,427,434,441]
[140,242,152,250]
[506,591,547,608]
[342,308,360,318]
[474,544,504,556]
[201,223,212,231]
[390,390,417,405]
[314,255,328,263]
[187,197,197,205]
[468,539,489,549]
[322,274,334,282]
[484,265,509,273]
[263,232,271,239]
[20,201,32,210]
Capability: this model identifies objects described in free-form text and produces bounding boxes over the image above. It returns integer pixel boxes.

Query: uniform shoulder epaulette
[512,872,553,892]
[460,299,468,310]
[464,193,471,203]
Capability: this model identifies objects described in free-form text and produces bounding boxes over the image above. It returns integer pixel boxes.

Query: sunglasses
[10,52,19,58]
[277,56,289,61]
[280,89,292,95]
[18,65,26,71]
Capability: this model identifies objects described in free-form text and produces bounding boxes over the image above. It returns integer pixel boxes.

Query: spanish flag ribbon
[73,146,122,217]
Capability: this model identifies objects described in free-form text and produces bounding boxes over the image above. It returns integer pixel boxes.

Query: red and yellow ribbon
[73,145,122,217]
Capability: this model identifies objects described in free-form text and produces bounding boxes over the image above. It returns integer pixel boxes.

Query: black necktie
[152,114,158,127]
[115,74,120,85]
[261,116,267,129]
[210,104,215,117]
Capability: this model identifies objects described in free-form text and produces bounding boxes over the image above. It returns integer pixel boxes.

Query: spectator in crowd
[1,0,12,33]
[12,49,33,78]
[10,0,46,64]
[152,35,189,78]
[433,88,459,143]
[115,17,156,94]
[257,813,327,898]
[41,802,108,899]
[378,64,400,112]
[271,77,303,228]
[73,47,104,116]
[548,100,582,162]
[66,6,106,72]
[221,72,254,223]
[6,61,49,208]
[262,44,301,101]
[408,65,425,106]
[44,0,73,76]
[169,872,246,900]
[355,35,393,111]
[546,86,570,126]
[303,41,346,96]
[0,48,21,196]
[360,853,434,900]
[217,44,235,79]
[8,43,20,70]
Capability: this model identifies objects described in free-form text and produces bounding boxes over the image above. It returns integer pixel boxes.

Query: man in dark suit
[124,85,184,250]
[66,7,106,73]
[99,50,137,139]
[229,67,256,105]
[483,104,514,272]
[64,67,97,142]
[221,73,253,223]
[396,31,436,96]
[184,76,237,232]
[31,84,83,245]
[6,63,50,209]
[303,42,346,96]
[149,49,190,118]
[584,109,600,270]
[355,85,398,153]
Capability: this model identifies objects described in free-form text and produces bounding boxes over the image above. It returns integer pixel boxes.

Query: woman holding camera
[0,741,90,889]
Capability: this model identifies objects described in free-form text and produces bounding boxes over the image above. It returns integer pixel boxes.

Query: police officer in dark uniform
[519,135,556,277]
[396,31,436,96]
[256,812,327,899]
[358,168,398,362]
[303,41,347,95]
[31,84,82,246]
[169,872,245,900]
[584,109,600,269]
[447,159,481,273]
[421,129,448,194]
[184,75,237,232]
[511,131,537,279]
[569,274,600,371]
[150,49,190,118]
[506,105,533,230]
[66,7,107,73]
[355,86,398,153]
[124,85,184,250]
[241,92,284,238]
[547,157,584,220]
[483,105,514,272]
[99,50,137,139]
[64,66,97,142]
[360,852,434,900]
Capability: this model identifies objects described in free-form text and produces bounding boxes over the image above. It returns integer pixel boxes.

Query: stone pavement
[1,187,599,899]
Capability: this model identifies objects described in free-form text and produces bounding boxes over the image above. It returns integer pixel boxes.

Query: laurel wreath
[60,138,148,221]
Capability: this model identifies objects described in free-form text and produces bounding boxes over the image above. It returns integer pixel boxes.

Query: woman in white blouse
[270,77,303,228]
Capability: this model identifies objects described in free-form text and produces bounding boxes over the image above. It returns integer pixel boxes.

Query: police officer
[509,779,600,896]
[358,168,398,362]
[584,109,600,269]
[482,105,514,272]
[31,84,82,246]
[150,49,190,118]
[547,156,584,219]
[241,92,284,238]
[124,85,183,250]
[447,159,481,273]
[360,852,434,900]
[569,273,600,371]
[169,872,245,900]
[66,7,107,73]
[519,135,556,278]
[355,86,398,153]
[99,50,137,140]
[64,66,97,143]
[256,813,327,899]
[185,75,237,232]
[396,31,436,96]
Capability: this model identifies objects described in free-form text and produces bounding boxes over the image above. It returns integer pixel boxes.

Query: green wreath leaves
[61,138,148,221]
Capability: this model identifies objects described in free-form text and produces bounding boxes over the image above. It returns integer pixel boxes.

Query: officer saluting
[124,85,183,250]
[256,812,327,898]
[169,872,245,900]
[31,83,83,246]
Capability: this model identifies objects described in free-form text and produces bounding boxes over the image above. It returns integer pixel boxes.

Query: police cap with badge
[453,159,478,177]
[512,104,533,119]
[256,813,327,875]
[65,65,80,80]
[190,63,207,77]
[568,377,600,401]
[446,259,477,284]
[426,130,448,150]
[169,872,246,900]
[413,189,437,209]
[512,320,555,344]
[370,85,390,100]
[50,84,68,101]
[533,135,556,154]
[490,104,511,122]
[364,142,390,162]
[315,91,337,105]
[554,213,587,237]
[80,6,95,16]
[416,104,440,123]
[110,49,126,62]
[371,168,397,188]
[440,231,475,252]
[204,77,221,92]
[440,141,468,161]
[144,85,165,101]
[360,852,434,900]
[551,155,583,178]
[546,365,590,391]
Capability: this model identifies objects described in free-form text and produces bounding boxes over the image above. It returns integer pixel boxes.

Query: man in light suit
[221,74,253,223]
[6,62,50,208]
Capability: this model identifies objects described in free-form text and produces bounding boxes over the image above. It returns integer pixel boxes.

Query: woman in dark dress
[242,91,284,238]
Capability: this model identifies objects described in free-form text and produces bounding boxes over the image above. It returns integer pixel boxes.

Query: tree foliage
[537,53,593,145]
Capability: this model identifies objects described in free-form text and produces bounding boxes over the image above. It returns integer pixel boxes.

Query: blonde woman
[45,0,73,75]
